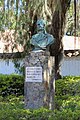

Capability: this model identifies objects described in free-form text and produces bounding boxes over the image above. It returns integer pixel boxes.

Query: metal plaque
[26,67,42,82]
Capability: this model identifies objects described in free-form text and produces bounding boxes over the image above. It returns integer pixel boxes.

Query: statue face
[36,19,45,31]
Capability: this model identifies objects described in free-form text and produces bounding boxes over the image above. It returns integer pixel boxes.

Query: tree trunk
[50,0,71,80]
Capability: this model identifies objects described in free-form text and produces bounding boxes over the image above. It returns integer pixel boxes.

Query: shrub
[55,76,80,111]
[0,98,80,120]
[0,75,80,120]
[55,76,80,98]
[0,74,24,97]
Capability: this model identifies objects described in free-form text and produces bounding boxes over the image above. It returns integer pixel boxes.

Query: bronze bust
[30,19,55,51]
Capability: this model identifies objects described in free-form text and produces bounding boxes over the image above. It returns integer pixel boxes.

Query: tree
[26,0,71,80]
[0,0,72,78]
[50,0,71,79]
[24,0,72,80]
[66,0,80,36]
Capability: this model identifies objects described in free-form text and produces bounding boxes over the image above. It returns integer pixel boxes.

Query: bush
[0,74,24,97]
[0,96,51,120]
[55,76,80,111]
[55,76,80,98]
[0,75,80,120]
[0,97,80,120]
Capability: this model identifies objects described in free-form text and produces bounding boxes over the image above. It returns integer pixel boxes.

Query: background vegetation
[0,0,80,79]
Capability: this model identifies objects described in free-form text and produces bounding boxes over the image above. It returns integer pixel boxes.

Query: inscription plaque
[26,67,42,82]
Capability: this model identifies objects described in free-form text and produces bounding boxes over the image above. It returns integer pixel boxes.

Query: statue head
[36,19,46,31]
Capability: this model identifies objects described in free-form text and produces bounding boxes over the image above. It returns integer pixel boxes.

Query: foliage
[55,76,80,97]
[0,0,32,53]
[0,95,80,120]
[65,1,80,36]
[0,0,79,80]
[0,0,59,53]
[12,59,25,75]
[0,0,72,80]
[0,74,24,97]
[55,76,80,110]
[0,75,80,119]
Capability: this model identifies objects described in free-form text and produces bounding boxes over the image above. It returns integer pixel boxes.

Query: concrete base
[24,51,55,109]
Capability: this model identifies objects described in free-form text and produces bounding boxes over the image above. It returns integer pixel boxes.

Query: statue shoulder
[31,33,39,39]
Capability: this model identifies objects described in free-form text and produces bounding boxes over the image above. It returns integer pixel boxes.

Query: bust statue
[30,19,55,51]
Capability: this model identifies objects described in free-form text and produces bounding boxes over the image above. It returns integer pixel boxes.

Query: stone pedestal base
[24,51,55,109]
